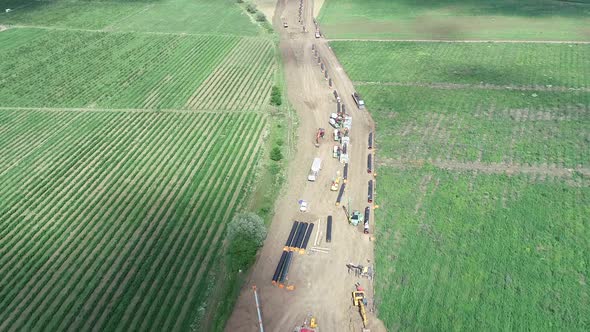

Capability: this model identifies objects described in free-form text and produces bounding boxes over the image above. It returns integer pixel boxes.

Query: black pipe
[326,216,332,243]
[301,223,314,249]
[279,251,294,284]
[272,251,288,284]
[368,132,373,149]
[291,222,305,249]
[368,180,373,203]
[367,154,372,173]
[336,183,346,206]
[342,104,346,114]
[285,221,299,249]
[337,102,341,114]
[364,207,370,234]
[343,163,348,183]
[295,223,309,248]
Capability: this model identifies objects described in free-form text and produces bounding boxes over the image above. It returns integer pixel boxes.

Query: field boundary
[5,24,269,39]
[328,38,590,44]
[379,157,590,179]
[0,106,265,114]
[353,81,590,92]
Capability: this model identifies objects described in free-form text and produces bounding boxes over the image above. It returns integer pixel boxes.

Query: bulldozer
[314,128,325,147]
[352,286,368,329]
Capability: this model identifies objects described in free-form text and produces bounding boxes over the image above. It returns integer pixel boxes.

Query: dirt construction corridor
[226,0,387,331]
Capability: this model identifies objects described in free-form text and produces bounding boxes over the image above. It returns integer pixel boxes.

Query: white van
[308,157,322,181]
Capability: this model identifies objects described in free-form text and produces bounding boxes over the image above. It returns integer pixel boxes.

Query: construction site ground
[226,0,386,331]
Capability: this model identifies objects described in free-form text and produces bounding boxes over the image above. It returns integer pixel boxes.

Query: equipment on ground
[293,314,318,332]
[330,172,340,191]
[308,157,322,181]
[346,263,374,280]
[315,128,325,147]
[343,206,363,226]
[352,285,368,328]
[352,92,365,109]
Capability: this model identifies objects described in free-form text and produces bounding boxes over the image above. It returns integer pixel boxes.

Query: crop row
[0,29,277,110]
[330,41,590,88]
[0,109,266,330]
[185,38,276,111]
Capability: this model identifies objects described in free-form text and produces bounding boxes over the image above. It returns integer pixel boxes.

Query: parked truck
[352,92,365,109]
[308,157,322,181]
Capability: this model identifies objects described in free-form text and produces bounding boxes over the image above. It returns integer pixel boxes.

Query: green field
[331,41,590,329]
[0,0,280,330]
[318,0,590,40]
[0,0,259,34]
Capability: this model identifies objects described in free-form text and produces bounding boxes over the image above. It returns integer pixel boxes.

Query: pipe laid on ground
[336,183,346,206]
[364,207,370,234]
[326,216,332,243]
[368,180,373,203]
[343,163,348,183]
[285,221,299,250]
[295,222,309,249]
[278,251,294,284]
[272,251,288,284]
[301,223,315,250]
[367,153,372,173]
[368,132,373,149]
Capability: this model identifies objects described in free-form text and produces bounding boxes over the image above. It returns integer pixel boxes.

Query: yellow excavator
[352,284,368,329]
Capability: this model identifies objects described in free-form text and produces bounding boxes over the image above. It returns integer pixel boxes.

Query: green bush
[255,12,266,22]
[226,213,267,271]
[246,3,257,13]
[270,86,282,106]
[270,146,283,161]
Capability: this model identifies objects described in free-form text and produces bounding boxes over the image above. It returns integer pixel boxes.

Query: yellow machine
[352,291,368,328]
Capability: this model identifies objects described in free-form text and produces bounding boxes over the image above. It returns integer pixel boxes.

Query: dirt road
[225,0,386,331]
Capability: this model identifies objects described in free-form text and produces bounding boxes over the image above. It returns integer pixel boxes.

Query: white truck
[352,92,365,109]
[308,157,322,181]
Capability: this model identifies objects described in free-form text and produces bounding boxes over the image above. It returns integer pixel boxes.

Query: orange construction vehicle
[315,128,325,147]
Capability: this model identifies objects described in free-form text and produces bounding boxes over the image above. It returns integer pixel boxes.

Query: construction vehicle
[333,129,340,141]
[330,173,340,191]
[308,157,322,181]
[332,145,340,158]
[315,30,320,38]
[352,284,368,328]
[343,206,363,226]
[352,92,365,109]
[293,314,318,332]
[314,128,325,147]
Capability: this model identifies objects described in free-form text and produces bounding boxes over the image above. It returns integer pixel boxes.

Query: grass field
[0,0,260,35]
[318,0,590,40]
[331,40,590,329]
[0,0,280,330]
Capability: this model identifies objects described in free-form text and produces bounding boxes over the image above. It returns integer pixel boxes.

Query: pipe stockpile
[326,216,333,243]
[272,251,289,285]
[367,153,373,173]
[364,207,370,234]
[336,183,346,206]
[278,251,294,287]
[300,223,315,252]
[294,222,309,250]
[343,163,348,183]
[284,221,299,250]
[368,132,373,149]
[368,180,373,203]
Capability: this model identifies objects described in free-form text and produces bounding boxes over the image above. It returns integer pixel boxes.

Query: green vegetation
[0,0,283,330]
[270,85,283,106]
[0,0,260,35]
[331,41,590,88]
[318,0,590,40]
[226,213,267,271]
[331,39,590,330]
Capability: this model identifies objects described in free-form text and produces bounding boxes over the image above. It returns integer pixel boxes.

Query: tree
[270,146,283,161]
[255,12,266,22]
[270,86,282,106]
[226,213,267,271]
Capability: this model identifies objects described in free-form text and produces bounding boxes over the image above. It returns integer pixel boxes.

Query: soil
[225,0,386,331]
[0,25,8,32]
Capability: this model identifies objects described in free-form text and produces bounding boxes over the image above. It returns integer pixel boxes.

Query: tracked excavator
[352,283,369,329]
[315,128,325,147]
